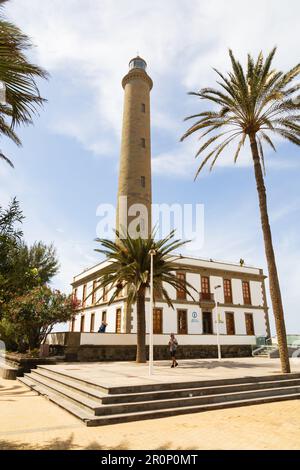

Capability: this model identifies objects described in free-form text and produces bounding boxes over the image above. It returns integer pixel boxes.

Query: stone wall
[2,353,59,378]
[72,344,252,362]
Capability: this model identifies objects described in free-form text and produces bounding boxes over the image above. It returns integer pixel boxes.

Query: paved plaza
[37,357,300,389]
[1,358,300,450]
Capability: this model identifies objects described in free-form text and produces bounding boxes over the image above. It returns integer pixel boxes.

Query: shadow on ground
[158,360,259,370]
[0,434,196,451]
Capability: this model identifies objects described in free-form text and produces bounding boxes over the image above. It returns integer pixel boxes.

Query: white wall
[79,333,256,346]
[70,267,267,339]
[72,302,126,333]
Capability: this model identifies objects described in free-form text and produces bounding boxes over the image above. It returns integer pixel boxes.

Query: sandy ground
[1,376,300,450]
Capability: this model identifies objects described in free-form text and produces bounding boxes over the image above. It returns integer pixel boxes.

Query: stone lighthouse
[116,56,153,238]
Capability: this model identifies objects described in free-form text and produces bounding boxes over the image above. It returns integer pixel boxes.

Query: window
[225,312,235,335]
[102,311,107,323]
[116,283,123,298]
[154,280,163,300]
[92,281,97,304]
[73,288,78,301]
[202,312,213,334]
[141,138,146,148]
[177,310,188,334]
[80,315,85,333]
[141,176,146,188]
[242,281,251,305]
[116,308,122,333]
[82,284,87,307]
[201,276,211,300]
[103,285,108,302]
[176,272,186,300]
[245,313,255,335]
[90,313,95,332]
[223,279,233,303]
[153,308,163,334]
[141,103,146,113]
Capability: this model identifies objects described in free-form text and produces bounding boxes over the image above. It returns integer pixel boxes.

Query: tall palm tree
[92,230,194,363]
[0,0,48,167]
[181,48,300,374]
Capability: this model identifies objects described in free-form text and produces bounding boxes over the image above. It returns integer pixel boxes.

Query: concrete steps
[18,368,300,427]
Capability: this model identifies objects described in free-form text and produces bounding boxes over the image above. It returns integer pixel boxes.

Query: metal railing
[199,292,215,302]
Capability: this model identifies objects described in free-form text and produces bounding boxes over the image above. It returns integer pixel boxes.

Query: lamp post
[214,285,222,361]
[148,249,156,376]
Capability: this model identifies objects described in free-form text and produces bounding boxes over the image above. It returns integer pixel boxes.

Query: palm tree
[92,230,194,363]
[0,0,48,166]
[181,48,300,374]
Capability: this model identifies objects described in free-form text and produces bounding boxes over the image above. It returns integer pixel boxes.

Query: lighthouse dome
[129,56,147,71]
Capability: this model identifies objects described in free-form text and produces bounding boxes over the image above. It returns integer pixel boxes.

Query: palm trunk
[136,287,146,363]
[249,133,290,373]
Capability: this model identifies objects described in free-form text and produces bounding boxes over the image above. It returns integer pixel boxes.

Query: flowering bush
[2,285,77,351]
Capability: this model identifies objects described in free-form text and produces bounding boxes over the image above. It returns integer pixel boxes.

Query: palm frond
[182,48,300,179]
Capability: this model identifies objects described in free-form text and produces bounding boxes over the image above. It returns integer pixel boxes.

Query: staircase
[252,345,278,357]
[18,366,300,427]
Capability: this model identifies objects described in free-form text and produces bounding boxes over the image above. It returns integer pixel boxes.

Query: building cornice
[75,296,266,313]
[71,264,265,288]
[122,69,153,90]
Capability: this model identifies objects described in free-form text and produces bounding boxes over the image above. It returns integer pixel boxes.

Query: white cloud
[6,0,300,173]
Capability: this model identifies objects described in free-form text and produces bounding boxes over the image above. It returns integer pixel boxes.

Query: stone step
[30,369,107,401]
[30,368,300,404]
[21,373,101,415]
[18,376,96,422]
[36,365,110,394]
[17,376,300,427]
[100,378,300,404]
[36,365,300,395]
[19,373,300,417]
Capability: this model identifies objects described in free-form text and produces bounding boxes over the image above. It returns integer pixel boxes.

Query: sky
[1,0,300,334]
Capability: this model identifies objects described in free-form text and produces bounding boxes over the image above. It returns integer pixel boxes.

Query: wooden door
[245,313,255,335]
[153,308,163,334]
[176,273,186,300]
[177,310,187,334]
[201,276,211,300]
[90,313,95,332]
[226,312,235,335]
[202,311,213,334]
[80,315,85,333]
[242,281,252,305]
[115,308,122,333]
[223,279,233,303]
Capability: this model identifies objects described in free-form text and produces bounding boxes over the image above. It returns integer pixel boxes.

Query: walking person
[168,333,178,368]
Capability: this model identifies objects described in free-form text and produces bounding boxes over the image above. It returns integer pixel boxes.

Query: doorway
[153,308,163,334]
[245,313,255,335]
[226,312,235,335]
[115,308,122,333]
[202,311,213,334]
[177,309,188,334]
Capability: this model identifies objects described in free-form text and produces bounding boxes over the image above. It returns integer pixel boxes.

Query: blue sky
[1,0,300,333]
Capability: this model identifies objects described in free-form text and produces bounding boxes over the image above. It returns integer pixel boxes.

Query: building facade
[70,256,270,346]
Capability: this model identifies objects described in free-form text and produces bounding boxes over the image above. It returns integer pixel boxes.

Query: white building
[69,255,270,349]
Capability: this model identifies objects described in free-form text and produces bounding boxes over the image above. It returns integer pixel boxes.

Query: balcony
[199,292,215,308]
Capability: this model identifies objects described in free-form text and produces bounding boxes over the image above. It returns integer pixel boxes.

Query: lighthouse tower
[116,56,153,238]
